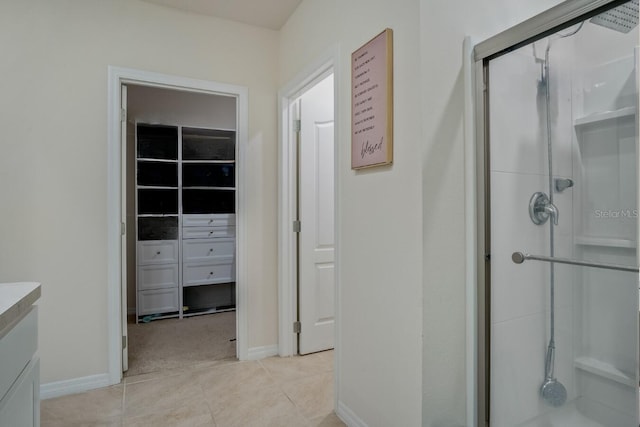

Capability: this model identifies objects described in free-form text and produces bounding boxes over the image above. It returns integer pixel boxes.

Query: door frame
[277,47,339,358]
[107,66,249,385]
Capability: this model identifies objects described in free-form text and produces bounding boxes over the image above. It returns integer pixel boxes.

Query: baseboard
[40,373,111,400]
[247,344,278,360]
[337,400,369,427]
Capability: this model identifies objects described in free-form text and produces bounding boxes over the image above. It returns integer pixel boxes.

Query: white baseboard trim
[41,373,112,400]
[247,344,278,360]
[337,400,368,427]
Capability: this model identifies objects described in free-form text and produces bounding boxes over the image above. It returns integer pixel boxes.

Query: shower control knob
[529,192,559,226]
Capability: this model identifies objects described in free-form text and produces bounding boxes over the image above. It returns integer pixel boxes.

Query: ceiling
[141,0,303,30]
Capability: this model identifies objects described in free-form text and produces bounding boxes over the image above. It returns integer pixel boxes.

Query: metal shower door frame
[471,0,631,425]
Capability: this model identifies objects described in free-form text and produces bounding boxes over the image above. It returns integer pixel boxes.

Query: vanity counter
[0,282,41,335]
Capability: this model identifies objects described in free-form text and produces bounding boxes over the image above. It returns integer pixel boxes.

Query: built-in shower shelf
[574,357,636,387]
[574,236,636,248]
[574,106,636,127]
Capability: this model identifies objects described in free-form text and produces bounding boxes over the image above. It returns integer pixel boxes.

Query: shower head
[540,378,567,407]
[590,0,638,33]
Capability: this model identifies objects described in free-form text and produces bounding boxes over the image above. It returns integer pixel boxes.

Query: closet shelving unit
[135,124,236,323]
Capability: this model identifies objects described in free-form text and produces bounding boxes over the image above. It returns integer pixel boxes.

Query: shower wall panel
[489,39,575,426]
[570,31,638,425]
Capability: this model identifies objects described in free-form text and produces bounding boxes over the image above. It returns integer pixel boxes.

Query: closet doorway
[123,84,238,376]
[107,67,249,383]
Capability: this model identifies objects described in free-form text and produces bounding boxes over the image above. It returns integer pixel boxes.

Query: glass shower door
[485,2,639,425]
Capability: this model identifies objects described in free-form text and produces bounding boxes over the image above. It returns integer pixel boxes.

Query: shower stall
[474,0,639,425]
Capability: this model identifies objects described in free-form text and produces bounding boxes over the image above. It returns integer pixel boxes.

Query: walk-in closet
[125,84,238,375]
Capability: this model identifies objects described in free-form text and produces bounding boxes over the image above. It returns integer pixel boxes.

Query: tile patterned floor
[41,350,345,427]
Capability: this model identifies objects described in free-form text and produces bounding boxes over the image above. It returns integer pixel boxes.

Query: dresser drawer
[182,238,235,263]
[137,288,179,315]
[183,261,235,287]
[137,240,179,265]
[182,226,235,240]
[0,306,37,403]
[138,264,179,291]
[183,214,235,228]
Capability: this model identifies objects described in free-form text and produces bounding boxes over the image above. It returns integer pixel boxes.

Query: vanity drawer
[137,240,179,265]
[183,261,235,287]
[137,264,179,291]
[182,238,235,263]
[182,226,235,240]
[182,214,235,228]
[0,306,37,403]
[137,288,179,315]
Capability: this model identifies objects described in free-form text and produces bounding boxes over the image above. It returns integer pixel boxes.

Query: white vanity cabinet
[0,282,41,427]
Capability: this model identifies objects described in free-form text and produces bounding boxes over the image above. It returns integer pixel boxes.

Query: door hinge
[122,335,127,349]
[293,220,301,233]
[121,222,126,236]
[293,321,301,334]
[120,108,126,122]
[293,119,301,133]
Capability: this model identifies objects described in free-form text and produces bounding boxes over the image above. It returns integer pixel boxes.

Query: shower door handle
[512,252,639,273]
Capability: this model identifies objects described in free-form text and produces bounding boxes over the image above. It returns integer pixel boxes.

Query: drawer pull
[209,248,214,252]
[209,271,214,275]
[156,251,161,255]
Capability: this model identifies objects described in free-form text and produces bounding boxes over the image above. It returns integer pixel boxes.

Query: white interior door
[298,73,335,355]
[120,84,129,372]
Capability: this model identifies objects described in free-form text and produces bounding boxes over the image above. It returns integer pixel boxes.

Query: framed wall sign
[351,28,393,169]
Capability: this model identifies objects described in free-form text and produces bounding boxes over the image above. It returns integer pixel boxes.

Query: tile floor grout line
[260,357,318,425]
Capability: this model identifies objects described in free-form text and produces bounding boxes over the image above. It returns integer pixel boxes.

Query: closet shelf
[136,185,178,190]
[574,106,636,127]
[137,214,179,218]
[574,356,635,388]
[181,160,235,164]
[137,158,178,163]
[182,132,235,139]
[574,236,636,249]
[182,186,235,191]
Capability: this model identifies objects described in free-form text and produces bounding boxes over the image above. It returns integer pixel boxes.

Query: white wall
[281,1,424,426]
[0,0,279,384]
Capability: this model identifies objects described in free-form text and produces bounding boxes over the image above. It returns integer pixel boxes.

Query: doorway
[296,73,336,355]
[123,84,238,376]
[278,57,337,357]
[107,66,249,385]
